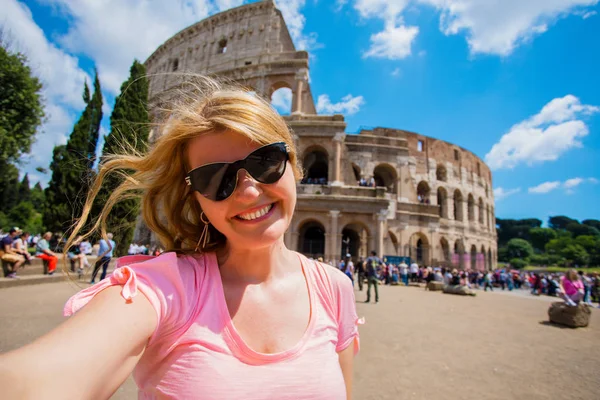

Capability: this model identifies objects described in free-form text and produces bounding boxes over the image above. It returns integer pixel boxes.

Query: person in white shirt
[409,262,419,283]
[399,261,408,286]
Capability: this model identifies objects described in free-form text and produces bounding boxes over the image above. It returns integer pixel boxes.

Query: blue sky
[3,0,600,224]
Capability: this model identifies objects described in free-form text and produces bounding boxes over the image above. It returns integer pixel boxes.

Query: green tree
[44,74,103,233]
[506,238,534,260]
[31,182,45,210]
[18,173,31,203]
[582,219,600,231]
[7,201,34,229]
[94,60,149,256]
[561,244,589,267]
[549,215,578,230]
[529,227,557,252]
[0,160,19,211]
[496,218,542,247]
[509,258,528,269]
[0,42,45,165]
[546,235,574,256]
[575,236,600,266]
[566,222,600,238]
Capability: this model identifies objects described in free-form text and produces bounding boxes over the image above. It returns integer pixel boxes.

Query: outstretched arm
[0,285,157,399]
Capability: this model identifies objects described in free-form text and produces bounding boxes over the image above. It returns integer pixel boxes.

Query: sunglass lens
[245,144,288,184]
[189,163,229,201]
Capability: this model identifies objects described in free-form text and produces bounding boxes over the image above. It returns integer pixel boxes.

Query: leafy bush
[507,238,534,260]
[509,258,528,269]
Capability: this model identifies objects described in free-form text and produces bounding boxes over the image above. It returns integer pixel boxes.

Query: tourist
[399,260,408,286]
[559,269,584,306]
[35,232,58,275]
[12,231,32,265]
[355,257,365,291]
[344,254,354,286]
[409,260,419,283]
[483,271,494,291]
[365,250,382,303]
[579,271,593,305]
[68,236,91,275]
[1,228,25,278]
[0,80,360,398]
[90,233,116,284]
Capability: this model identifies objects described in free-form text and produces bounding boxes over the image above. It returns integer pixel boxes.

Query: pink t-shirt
[64,252,361,399]
[560,276,584,296]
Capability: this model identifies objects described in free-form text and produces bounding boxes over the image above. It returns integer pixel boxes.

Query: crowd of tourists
[0,227,117,283]
[315,253,600,308]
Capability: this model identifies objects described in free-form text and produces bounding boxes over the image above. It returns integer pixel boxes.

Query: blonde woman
[0,79,360,399]
[559,269,584,306]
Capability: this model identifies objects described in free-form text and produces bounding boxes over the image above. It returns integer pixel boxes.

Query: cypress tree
[44,72,104,233]
[95,60,149,256]
[31,182,45,210]
[18,173,31,203]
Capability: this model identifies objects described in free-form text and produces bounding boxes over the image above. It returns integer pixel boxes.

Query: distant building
[140,0,497,269]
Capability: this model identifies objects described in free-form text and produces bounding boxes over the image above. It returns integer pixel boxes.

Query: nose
[232,169,262,201]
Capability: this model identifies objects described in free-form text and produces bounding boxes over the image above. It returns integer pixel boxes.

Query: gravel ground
[1,281,598,399]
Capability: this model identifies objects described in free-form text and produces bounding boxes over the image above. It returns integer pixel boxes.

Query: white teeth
[238,204,272,221]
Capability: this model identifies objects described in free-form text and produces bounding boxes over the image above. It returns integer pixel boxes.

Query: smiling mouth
[235,203,274,221]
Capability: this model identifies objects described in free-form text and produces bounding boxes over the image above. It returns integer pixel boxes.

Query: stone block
[548,302,591,328]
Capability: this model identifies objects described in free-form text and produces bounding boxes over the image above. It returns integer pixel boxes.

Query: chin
[230,220,289,250]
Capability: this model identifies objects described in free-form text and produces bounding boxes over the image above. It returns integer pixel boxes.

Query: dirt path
[1,282,598,399]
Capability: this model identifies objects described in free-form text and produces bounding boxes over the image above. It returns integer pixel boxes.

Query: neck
[216,238,297,284]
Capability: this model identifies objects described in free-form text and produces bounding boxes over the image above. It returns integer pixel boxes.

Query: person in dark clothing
[365,251,382,303]
[355,257,365,291]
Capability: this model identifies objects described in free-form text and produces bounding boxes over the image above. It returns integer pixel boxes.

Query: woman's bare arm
[338,342,355,400]
[0,285,157,399]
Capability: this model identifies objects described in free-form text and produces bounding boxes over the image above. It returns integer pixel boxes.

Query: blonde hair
[65,77,303,257]
[566,269,579,282]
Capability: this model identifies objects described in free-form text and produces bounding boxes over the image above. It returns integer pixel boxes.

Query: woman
[0,79,360,399]
[68,235,91,276]
[559,269,584,306]
[12,231,32,265]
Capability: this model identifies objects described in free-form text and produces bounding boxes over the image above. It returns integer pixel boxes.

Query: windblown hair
[64,76,303,257]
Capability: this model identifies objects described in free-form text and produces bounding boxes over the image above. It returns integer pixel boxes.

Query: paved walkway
[1,281,598,399]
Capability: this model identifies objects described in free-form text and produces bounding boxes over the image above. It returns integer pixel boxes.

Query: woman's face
[187,130,297,251]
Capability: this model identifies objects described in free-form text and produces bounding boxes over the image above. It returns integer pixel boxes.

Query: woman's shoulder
[298,253,353,294]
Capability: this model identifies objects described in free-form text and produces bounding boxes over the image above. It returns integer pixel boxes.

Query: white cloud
[564,177,584,189]
[582,10,597,18]
[529,181,561,194]
[274,0,321,51]
[316,94,365,115]
[339,0,418,60]
[419,0,599,56]
[2,0,92,186]
[340,0,598,58]
[271,88,292,115]
[493,187,521,200]
[589,177,599,184]
[485,95,599,170]
[391,67,402,77]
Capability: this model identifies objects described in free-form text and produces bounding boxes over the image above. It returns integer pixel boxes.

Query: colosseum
[142,0,498,270]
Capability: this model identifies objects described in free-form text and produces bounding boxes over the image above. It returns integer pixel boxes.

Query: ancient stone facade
[143,0,498,270]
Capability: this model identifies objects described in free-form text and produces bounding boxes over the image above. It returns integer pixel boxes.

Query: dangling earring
[195,212,211,252]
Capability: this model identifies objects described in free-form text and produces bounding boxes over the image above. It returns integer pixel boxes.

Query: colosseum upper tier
[144,0,497,269]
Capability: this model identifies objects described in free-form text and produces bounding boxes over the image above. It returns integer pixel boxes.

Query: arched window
[417,181,431,204]
[218,38,228,54]
[478,198,484,224]
[467,194,475,221]
[453,190,464,221]
[172,58,179,71]
[436,165,447,182]
[301,148,329,185]
[437,187,448,218]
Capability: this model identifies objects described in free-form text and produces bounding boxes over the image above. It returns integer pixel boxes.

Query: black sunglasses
[186,142,290,201]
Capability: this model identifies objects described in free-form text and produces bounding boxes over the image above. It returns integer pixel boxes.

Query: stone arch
[470,245,477,271]
[437,187,448,218]
[270,86,293,115]
[486,204,491,230]
[480,245,487,271]
[478,197,484,224]
[301,146,329,184]
[298,220,326,259]
[351,163,361,183]
[341,222,370,259]
[440,237,451,266]
[373,164,397,193]
[386,230,400,256]
[409,232,430,265]
[436,164,447,182]
[417,181,431,204]
[467,194,475,222]
[454,239,465,268]
[453,189,464,221]
[487,248,492,271]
